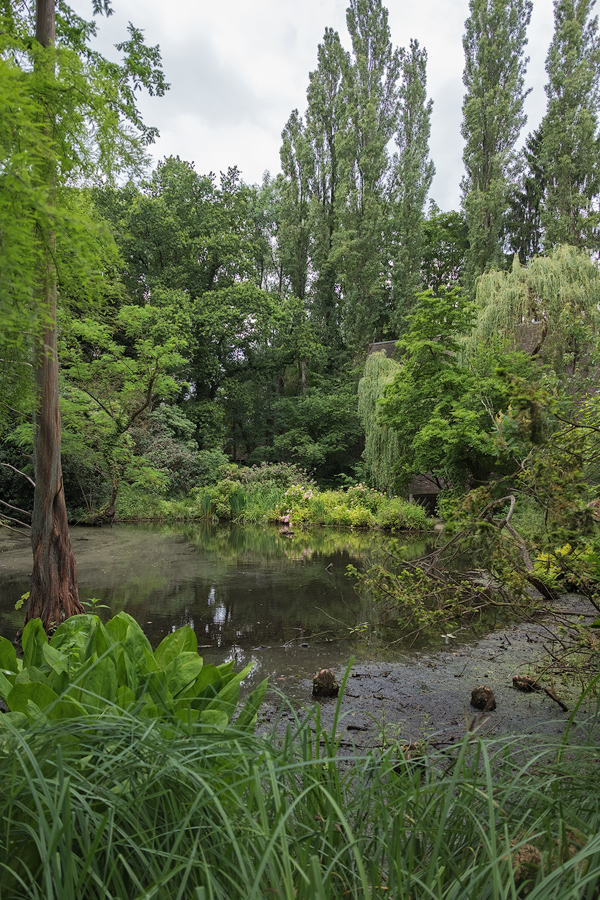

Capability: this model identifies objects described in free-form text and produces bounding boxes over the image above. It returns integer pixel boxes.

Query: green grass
[2,679,600,899]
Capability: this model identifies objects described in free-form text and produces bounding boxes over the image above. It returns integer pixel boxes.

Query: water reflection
[0,523,440,691]
[0,522,400,646]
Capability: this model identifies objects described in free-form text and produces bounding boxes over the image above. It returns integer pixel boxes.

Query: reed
[1,689,599,898]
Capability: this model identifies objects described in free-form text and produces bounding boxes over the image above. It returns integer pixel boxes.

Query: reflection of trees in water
[178,523,391,561]
[0,523,429,649]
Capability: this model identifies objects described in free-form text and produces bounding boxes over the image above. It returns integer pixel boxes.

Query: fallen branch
[0,511,31,529]
[0,521,31,538]
[543,683,569,712]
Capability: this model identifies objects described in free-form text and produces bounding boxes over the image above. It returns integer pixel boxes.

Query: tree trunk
[27,0,83,631]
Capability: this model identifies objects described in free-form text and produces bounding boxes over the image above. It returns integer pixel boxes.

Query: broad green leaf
[165,653,204,697]
[179,663,222,701]
[51,613,95,648]
[50,614,95,668]
[22,618,47,669]
[174,706,199,726]
[144,670,171,709]
[7,681,59,715]
[42,642,69,675]
[117,684,136,709]
[77,657,119,710]
[198,709,229,730]
[216,660,234,679]
[15,666,50,687]
[0,636,19,675]
[103,612,129,647]
[202,663,253,722]
[0,711,28,730]
[154,625,198,669]
[84,617,111,663]
[106,612,157,686]
[0,670,14,703]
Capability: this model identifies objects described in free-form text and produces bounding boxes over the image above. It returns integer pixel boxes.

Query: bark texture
[27,0,83,631]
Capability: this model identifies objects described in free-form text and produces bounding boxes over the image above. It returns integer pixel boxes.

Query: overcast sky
[71,0,556,211]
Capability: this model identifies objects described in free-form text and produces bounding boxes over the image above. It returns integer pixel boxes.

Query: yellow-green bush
[276,485,430,531]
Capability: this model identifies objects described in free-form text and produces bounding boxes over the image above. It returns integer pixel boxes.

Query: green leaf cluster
[379,288,543,488]
[0,613,266,733]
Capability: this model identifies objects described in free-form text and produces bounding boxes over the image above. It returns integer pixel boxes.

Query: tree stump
[312,668,339,698]
[470,685,496,711]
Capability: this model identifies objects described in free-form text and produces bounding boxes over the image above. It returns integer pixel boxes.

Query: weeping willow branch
[473,246,600,373]
[358,351,402,492]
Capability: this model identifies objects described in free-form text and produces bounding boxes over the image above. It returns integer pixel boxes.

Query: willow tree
[358,351,401,491]
[474,246,600,373]
[0,0,167,630]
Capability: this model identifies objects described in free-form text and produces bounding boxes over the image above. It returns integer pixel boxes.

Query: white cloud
[71,0,556,209]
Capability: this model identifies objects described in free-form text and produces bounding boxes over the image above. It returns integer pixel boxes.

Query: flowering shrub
[235,462,315,489]
[344,484,386,514]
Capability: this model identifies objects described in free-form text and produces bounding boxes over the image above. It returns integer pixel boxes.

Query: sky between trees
[68,0,556,210]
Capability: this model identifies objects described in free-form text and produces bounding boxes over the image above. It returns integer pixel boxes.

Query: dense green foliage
[1,0,600,643]
[3,3,600,896]
[461,0,532,282]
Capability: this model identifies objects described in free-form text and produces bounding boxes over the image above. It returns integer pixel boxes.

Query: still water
[0,523,429,693]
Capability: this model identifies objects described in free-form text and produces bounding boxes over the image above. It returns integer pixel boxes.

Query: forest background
[2,0,600,625]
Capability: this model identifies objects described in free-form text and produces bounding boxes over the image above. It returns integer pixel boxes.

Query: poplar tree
[278,110,313,301]
[391,39,435,329]
[461,0,532,284]
[337,0,401,348]
[539,0,600,249]
[305,28,349,345]
[0,0,166,630]
[505,126,546,263]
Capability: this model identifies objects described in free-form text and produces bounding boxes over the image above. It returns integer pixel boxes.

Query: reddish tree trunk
[26,0,83,631]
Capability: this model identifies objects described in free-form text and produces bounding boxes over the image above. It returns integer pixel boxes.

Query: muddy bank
[259,597,600,749]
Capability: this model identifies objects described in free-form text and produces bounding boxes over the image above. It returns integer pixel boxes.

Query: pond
[1,523,589,741]
[0,523,432,696]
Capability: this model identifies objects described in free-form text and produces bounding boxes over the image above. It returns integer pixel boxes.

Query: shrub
[235,461,315,489]
[195,448,231,486]
[376,497,430,531]
[275,486,431,530]
[345,483,386,514]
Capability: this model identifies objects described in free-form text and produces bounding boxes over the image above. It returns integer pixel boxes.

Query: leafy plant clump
[276,484,431,531]
[0,612,266,732]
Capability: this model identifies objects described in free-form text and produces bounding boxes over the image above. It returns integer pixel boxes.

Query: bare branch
[0,463,35,487]
[0,498,31,518]
[0,515,31,532]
